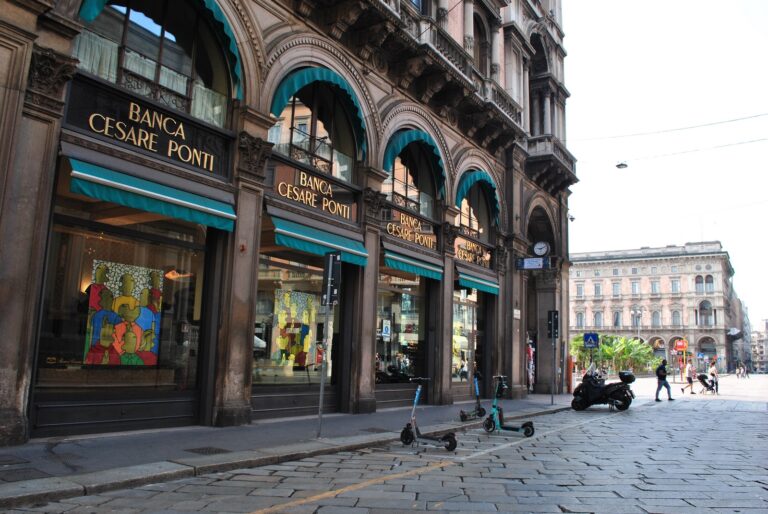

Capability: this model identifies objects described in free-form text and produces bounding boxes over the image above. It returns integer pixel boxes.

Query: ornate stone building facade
[0,0,575,445]
[568,242,746,373]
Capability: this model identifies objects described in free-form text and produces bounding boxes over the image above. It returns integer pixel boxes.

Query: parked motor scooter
[400,378,458,451]
[571,363,635,411]
[459,371,486,421]
[482,375,534,437]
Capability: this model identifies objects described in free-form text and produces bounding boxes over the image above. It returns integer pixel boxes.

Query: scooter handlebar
[410,377,431,383]
[492,375,508,380]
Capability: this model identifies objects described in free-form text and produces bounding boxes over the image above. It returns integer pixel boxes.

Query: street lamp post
[630,307,644,341]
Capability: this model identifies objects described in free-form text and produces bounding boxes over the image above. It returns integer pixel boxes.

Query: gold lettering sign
[86,102,215,173]
[455,237,491,267]
[385,210,437,250]
[276,170,352,219]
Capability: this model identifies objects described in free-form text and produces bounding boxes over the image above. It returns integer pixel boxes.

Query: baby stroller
[697,373,716,394]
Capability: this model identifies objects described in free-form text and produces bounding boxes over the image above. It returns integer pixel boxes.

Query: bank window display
[269,83,358,183]
[37,221,206,392]
[253,257,338,385]
[381,143,436,219]
[452,288,484,382]
[375,272,426,383]
[72,0,232,127]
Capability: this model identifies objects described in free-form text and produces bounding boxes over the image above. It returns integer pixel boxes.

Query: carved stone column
[463,0,474,53]
[212,132,272,426]
[542,90,551,135]
[434,208,460,405]
[436,0,448,30]
[0,42,76,446]
[490,21,501,82]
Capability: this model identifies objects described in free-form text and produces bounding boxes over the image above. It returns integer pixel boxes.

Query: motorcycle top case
[618,371,636,384]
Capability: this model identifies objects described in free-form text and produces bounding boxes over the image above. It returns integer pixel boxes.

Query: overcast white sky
[562,0,768,327]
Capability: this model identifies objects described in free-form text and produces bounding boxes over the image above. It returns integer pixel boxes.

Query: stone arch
[227,0,267,98]
[262,34,381,162]
[523,193,558,253]
[380,101,454,185]
[452,148,506,232]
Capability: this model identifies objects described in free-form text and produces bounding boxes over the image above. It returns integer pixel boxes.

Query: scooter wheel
[523,424,534,437]
[482,417,495,433]
[400,427,414,445]
[442,434,457,451]
[459,411,468,422]
[571,396,587,411]
[477,407,486,417]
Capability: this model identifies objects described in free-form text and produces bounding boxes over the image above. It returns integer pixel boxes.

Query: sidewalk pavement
[0,393,573,509]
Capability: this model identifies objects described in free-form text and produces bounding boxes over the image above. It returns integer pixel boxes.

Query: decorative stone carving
[463,35,474,53]
[442,222,460,248]
[495,244,508,273]
[363,187,387,220]
[25,45,77,113]
[237,132,273,182]
[436,7,448,29]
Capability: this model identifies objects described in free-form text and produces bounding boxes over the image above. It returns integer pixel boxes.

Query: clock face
[534,242,550,256]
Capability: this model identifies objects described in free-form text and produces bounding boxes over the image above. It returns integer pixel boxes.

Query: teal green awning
[382,130,445,196]
[78,0,243,99]
[457,271,499,295]
[270,67,367,159]
[68,158,236,232]
[272,217,367,266]
[455,169,500,225]
[383,250,443,281]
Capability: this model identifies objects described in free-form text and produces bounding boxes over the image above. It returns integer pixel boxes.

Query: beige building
[568,242,746,372]
[751,321,767,373]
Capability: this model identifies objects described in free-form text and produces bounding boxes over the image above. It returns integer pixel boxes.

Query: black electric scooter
[483,375,534,437]
[459,371,486,421]
[400,377,458,451]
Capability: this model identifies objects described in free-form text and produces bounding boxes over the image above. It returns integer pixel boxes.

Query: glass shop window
[457,186,491,243]
[382,142,437,219]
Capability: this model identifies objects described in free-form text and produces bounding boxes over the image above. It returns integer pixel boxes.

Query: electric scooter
[483,375,534,437]
[459,371,486,421]
[400,377,458,451]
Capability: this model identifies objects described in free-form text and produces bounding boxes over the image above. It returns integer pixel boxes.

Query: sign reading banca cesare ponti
[385,208,437,250]
[65,75,229,177]
[272,160,357,222]
[454,237,492,268]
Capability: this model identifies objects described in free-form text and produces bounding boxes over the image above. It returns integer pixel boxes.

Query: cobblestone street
[10,375,768,513]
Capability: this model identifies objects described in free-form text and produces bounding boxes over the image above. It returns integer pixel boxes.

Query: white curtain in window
[124,49,157,80]
[73,31,119,83]
[191,81,226,127]
[159,66,188,95]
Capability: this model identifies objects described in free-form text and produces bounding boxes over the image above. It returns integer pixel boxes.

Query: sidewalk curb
[0,404,571,509]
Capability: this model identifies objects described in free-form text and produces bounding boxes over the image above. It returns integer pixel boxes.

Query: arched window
[612,311,621,328]
[73,0,233,127]
[382,133,441,219]
[270,83,358,182]
[575,312,584,328]
[458,187,491,243]
[695,275,704,293]
[672,310,681,326]
[705,275,714,293]
[652,311,661,327]
[699,300,713,326]
[593,311,603,328]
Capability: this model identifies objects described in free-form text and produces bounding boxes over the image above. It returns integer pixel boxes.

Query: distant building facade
[751,321,767,373]
[568,242,746,372]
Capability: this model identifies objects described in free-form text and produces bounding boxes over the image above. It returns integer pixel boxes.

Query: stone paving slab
[0,477,84,509]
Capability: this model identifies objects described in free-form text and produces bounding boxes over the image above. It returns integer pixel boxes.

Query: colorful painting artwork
[84,260,163,366]
[272,290,320,368]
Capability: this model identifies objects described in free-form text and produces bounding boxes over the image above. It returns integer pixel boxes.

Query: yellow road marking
[250,410,621,513]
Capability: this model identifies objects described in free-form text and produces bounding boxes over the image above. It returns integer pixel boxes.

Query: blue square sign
[583,332,599,349]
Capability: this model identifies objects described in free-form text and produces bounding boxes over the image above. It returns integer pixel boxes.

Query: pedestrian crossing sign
[583,332,599,349]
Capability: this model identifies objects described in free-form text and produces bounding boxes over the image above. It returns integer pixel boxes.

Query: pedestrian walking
[744,364,751,379]
[681,359,696,395]
[655,359,674,401]
[708,360,719,394]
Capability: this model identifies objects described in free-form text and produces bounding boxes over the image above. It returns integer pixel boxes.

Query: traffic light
[547,310,559,338]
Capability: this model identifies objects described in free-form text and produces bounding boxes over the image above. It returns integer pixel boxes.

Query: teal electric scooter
[483,375,534,437]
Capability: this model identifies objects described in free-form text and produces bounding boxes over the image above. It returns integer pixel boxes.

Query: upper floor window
[594,283,602,297]
[594,270,601,277]
[472,14,490,76]
[705,275,714,293]
[672,310,682,326]
[457,181,493,243]
[631,267,638,275]
[612,282,620,297]
[382,142,437,219]
[575,271,582,277]
[576,284,584,298]
[671,265,678,273]
[651,267,657,274]
[631,281,640,295]
[612,268,619,276]
[612,311,621,328]
[73,0,233,127]
[575,312,584,328]
[698,300,713,326]
[270,83,358,182]
[695,275,704,294]
[593,312,603,328]
[651,281,660,294]
[652,311,661,327]
[671,279,681,293]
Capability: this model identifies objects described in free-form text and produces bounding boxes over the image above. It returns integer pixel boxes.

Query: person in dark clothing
[655,359,674,401]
